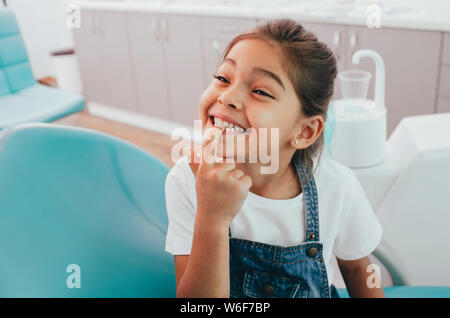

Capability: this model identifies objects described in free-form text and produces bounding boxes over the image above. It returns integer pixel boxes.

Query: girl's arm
[175,132,252,297]
[175,215,230,298]
[337,256,386,298]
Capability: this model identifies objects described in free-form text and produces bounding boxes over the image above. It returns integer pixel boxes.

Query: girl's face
[199,38,305,161]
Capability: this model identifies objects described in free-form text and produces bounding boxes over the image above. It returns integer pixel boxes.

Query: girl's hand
[192,127,252,228]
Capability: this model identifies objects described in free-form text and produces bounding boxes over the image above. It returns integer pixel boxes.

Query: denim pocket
[243,270,308,298]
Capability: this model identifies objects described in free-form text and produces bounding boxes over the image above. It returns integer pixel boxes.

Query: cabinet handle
[350,33,358,50]
[98,14,104,35]
[219,25,239,33]
[213,40,221,64]
[333,30,340,46]
[152,18,159,41]
[91,13,96,34]
[161,17,169,41]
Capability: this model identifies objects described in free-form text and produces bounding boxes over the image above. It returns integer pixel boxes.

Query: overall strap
[293,155,320,242]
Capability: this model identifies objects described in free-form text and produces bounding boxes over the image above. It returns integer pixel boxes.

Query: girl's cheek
[198,91,208,114]
[199,87,216,110]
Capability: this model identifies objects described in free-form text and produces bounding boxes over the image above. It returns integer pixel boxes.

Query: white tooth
[238,127,244,133]
[214,118,223,128]
[228,123,234,128]
[223,121,229,127]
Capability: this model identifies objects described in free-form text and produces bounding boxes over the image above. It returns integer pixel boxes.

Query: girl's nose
[218,88,244,111]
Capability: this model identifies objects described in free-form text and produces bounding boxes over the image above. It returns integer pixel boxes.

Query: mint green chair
[335,241,450,298]
[0,123,175,297]
[0,8,85,131]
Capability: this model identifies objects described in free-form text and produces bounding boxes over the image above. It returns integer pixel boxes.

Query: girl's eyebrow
[223,57,285,92]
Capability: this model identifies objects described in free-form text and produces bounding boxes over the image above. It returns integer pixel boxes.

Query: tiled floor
[53,107,179,168]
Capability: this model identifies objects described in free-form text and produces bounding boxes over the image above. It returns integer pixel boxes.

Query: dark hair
[221,19,337,175]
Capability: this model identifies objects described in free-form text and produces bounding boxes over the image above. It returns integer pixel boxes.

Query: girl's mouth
[209,116,252,135]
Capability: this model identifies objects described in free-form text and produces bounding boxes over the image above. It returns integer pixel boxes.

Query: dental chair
[0,8,85,131]
[0,123,175,297]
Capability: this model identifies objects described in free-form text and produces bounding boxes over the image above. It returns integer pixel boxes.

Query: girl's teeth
[213,117,247,133]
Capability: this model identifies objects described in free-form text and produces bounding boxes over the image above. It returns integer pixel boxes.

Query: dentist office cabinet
[72,3,448,137]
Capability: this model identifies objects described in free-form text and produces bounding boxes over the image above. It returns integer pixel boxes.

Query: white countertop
[76,0,450,32]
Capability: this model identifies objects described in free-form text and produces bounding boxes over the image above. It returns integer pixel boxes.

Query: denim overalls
[229,155,339,298]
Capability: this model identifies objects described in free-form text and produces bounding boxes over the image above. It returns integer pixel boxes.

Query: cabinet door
[300,22,348,100]
[345,26,441,136]
[442,32,450,64]
[97,11,138,112]
[126,13,171,120]
[437,98,450,113]
[73,10,108,104]
[163,15,204,126]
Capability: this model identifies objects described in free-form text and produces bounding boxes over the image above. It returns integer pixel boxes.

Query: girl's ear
[292,116,324,149]
[305,116,324,138]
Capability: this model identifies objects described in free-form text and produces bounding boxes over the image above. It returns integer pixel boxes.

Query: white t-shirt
[164,153,383,286]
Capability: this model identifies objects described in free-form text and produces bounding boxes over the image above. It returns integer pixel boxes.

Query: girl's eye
[212,74,229,83]
[213,74,273,98]
[253,89,273,99]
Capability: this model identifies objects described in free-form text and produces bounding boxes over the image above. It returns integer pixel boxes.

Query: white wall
[6,0,80,78]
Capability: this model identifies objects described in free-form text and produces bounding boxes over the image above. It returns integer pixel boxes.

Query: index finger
[202,126,225,165]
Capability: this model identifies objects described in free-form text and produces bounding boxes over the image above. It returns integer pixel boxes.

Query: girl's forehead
[225,39,291,90]
[226,39,284,70]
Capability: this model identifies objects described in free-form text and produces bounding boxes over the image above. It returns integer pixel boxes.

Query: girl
[165,19,384,298]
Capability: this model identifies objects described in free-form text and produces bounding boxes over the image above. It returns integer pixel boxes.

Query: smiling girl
[165,19,384,298]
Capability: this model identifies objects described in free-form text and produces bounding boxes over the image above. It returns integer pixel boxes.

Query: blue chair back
[0,8,36,97]
[0,123,175,297]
